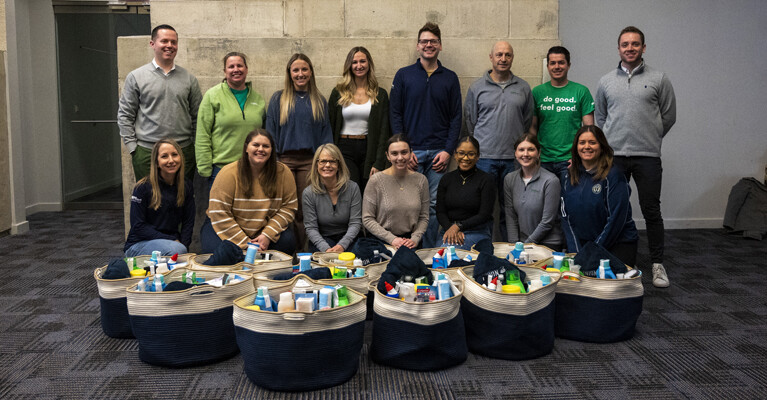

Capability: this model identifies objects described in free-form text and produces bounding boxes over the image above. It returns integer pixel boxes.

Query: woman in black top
[436,136,496,250]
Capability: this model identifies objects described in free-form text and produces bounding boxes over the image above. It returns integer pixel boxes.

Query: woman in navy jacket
[124,139,194,256]
[560,125,638,266]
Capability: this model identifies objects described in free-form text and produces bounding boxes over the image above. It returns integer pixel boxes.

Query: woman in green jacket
[328,47,391,193]
[196,52,266,190]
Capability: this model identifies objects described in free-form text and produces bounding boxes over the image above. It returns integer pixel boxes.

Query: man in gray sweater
[595,26,676,288]
[117,24,202,181]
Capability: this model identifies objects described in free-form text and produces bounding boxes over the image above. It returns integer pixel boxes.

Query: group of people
[117,22,676,288]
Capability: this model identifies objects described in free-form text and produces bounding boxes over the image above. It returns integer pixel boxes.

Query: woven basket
[189,249,292,272]
[457,266,558,360]
[233,276,366,391]
[415,248,480,280]
[93,253,194,338]
[369,278,467,371]
[554,268,644,343]
[126,267,254,367]
[474,242,555,269]
[311,245,394,282]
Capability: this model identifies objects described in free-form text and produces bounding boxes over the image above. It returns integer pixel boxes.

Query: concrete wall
[118,0,561,235]
[560,0,767,228]
[0,0,9,233]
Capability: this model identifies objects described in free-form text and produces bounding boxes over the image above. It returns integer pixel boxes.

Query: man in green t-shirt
[530,46,594,180]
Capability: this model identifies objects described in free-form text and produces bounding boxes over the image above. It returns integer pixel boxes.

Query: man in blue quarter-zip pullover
[595,26,676,288]
[465,41,534,241]
[390,22,462,248]
[118,24,202,181]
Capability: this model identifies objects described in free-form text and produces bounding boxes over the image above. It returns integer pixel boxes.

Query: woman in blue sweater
[124,139,195,256]
[561,125,638,266]
[266,53,333,249]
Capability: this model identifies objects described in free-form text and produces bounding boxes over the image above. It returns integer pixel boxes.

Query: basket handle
[283,312,306,321]
[190,290,215,296]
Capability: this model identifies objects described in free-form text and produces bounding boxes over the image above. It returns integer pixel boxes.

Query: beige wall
[118,0,560,233]
[0,0,10,232]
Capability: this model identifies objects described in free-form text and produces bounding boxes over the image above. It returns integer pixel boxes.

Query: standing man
[530,46,594,180]
[595,26,676,288]
[118,24,202,181]
[390,22,462,248]
[465,41,533,240]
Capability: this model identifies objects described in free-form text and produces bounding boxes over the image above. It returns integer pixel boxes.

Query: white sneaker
[652,263,670,288]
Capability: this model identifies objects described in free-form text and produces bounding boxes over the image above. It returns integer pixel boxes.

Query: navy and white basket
[369,278,467,371]
[126,268,253,367]
[458,266,558,360]
[93,254,194,338]
[475,242,555,269]
[416,248,479,280]
[233,277,366,391]
[555,269,644,343]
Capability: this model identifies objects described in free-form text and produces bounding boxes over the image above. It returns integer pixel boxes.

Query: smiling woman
[124,139,195,257]
[196,52,266,190]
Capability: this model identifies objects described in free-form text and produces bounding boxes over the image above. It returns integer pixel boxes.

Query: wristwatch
[453,221,463,230]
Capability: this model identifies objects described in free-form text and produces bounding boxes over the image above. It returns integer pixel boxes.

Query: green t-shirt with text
[532,81,594,162]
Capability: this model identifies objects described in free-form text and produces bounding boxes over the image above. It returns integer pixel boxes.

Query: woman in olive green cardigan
[328,46,391,193]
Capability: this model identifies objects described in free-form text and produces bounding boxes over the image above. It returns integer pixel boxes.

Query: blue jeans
[200,218,297,255]
[438,222,492,251]
[125,239,188,257]
[207,165,222,194]
[475,158,516,240]
[412,149,445,248]
[541,160,569,182]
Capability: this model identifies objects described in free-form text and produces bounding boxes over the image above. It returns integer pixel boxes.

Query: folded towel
[573,241,629,275]
[272,267,332,281]
[377,246,433,293]
[349,237,393,265]
[203,240,245,266]
[102,259,131,279]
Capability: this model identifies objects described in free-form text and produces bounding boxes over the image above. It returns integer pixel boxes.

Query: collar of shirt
[152,58,176,76]
[619,60,644,77]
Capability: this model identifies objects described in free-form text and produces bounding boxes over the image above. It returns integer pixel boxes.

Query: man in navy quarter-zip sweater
[390,22,462,249]
[595,26,676,288]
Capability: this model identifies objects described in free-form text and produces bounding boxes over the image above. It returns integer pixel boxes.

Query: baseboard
[634,218,723,230]
[25,202,63,215]
[63,178,121,202]
[11,220,29,235]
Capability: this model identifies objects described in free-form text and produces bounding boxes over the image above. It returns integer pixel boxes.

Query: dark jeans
[338,137,368,193]
[476,158,517,240]
[307,233,359,253]
[541,160,569,182]
[609,241,638,268]
[132,143,195,182]
[200,218,296,255]
[613,156,664,263]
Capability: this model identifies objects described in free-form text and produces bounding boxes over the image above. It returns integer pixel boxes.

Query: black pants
[613,156,664,263]
[338,137,368,192]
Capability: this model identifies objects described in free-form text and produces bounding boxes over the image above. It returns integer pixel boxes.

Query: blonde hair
[308,143,350,194]
[279,53,325,125]
[137,139,186,210]
[335,47,379,107]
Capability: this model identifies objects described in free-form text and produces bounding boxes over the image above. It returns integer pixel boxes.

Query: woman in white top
[328,47,391,193]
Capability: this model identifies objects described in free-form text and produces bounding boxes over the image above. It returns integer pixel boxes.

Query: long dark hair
[239,129,278,198]
[569,125,613,185]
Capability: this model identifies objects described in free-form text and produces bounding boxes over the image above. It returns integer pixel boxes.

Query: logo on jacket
[592,184,602,194]
[131,195,141,204]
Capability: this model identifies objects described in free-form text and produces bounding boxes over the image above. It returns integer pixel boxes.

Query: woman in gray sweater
[302,143,362,253]
[362,135,429,249]
[503,134,564,250]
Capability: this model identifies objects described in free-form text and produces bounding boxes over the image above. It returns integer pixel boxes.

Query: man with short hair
[464,41,533,240]
[595,26,676,288]
[530,46,594,181]
[390,22,462,248]
[118,24,202,181]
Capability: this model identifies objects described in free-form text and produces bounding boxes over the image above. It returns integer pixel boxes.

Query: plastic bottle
[432,249,446,269]
[552,252,565,270]
[319,288,333,310]
[338,252,356,267]
[353,267,366,278]
[277,292,294,312]
[505,270,527,293]
[437,279,452,300]
[540,274,552,286]
[510,242,524,261]
[560,257,570,273]
[518,251,528,264]
[384,282,399,298]
[337,286,349,307]
[245,243,259,264]
[446,246,458,265]
[153,275,164,292]
[150,250,160,264]
[254,287,267,310]
[598,259,616,279]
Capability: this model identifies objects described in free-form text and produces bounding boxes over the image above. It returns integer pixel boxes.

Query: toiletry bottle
[505,270,527,293]
[245,243,259,264]
[277,292,294,312]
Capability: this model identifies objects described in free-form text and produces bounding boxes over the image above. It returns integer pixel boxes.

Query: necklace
[459,170,475,185]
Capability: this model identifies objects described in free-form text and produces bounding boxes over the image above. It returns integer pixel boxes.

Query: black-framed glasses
[418,39,440,45]
[456,151,477,159]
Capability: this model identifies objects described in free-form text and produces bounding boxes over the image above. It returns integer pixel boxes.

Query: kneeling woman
[303,143,362,253]
[124,139,194,257]
[362,134,429,249]
[436,136,496,250]
[561,125,639,266]
[504,134,563,250]
[202,129,298,254]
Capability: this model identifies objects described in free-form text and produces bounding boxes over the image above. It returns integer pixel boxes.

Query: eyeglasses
[318,159,338,166]
[456,151,477,159]
[418,39,440,45]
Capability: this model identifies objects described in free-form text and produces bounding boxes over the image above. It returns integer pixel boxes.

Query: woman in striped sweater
[200,129,298,254]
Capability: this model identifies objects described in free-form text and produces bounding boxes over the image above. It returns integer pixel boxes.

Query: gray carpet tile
[0,210,766,399]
